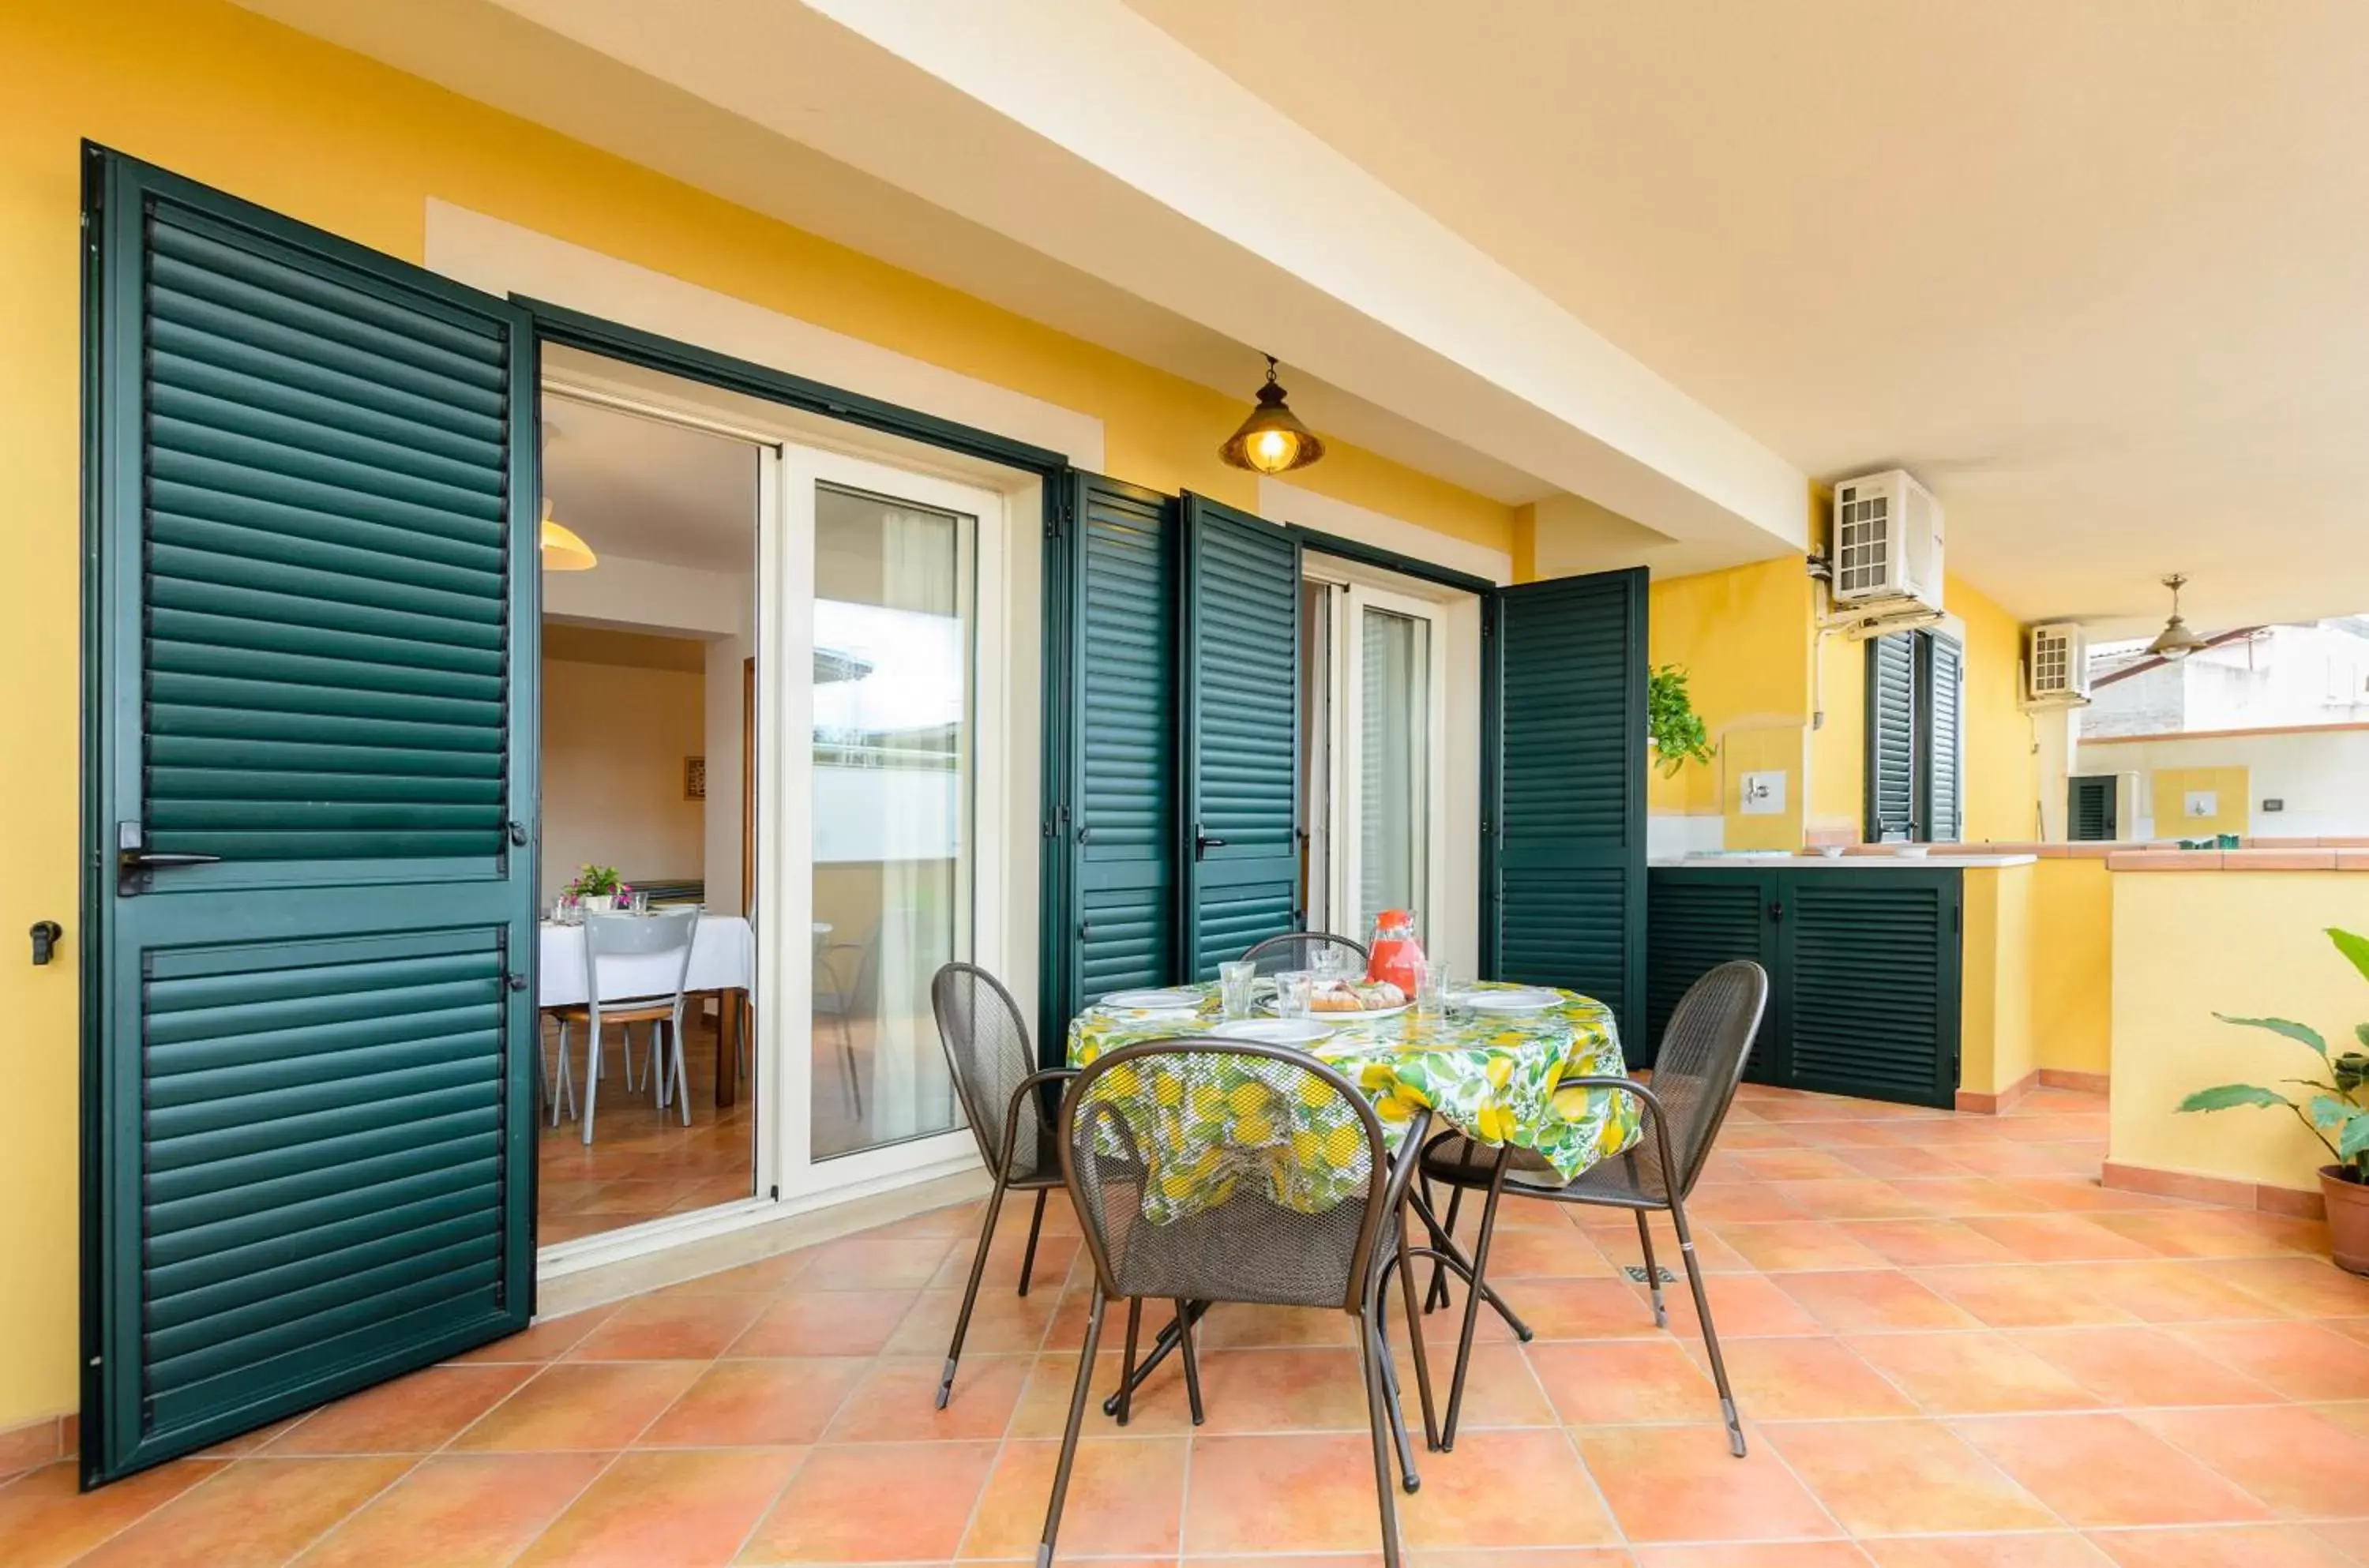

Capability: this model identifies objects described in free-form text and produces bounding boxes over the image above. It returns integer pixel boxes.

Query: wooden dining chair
[1417,960,1769,1454]
[549,909,702,1144]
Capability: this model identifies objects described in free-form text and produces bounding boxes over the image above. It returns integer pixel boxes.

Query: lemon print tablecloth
[1065,983,1642,1221]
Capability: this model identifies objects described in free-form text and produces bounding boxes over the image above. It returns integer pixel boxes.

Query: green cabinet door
[83,147,540,1483]
[1643,868,1775,1077]
[1180,495,1301,979]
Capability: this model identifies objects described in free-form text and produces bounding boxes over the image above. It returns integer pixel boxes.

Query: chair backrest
[1649,959,1770,1199]
[930,962,1042,1180]
[1060,1037,1395,1312]
[1239,930,1368,978]
[581,908,700,1010]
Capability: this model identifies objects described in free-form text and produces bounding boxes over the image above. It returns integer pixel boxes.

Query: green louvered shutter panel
[1644,870,1772,1076]
[1865,632,1918,841]
[84,148,538,1484]
[1920,635,1964,843]
[1484,568,1648,1037]
[1781,871,1960,1108]
[1181,495,1301,979]
[1067,474,1179,1010]
[2067,775,2119,841]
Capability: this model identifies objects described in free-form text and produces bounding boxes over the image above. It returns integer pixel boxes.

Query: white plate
[1454,988,1560,1013]
[1098,988,1203,1012]
[1307,1001,1410,1022]
[1211,1018,1334,1045]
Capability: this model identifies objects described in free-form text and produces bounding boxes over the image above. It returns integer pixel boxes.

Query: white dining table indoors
[539,913,757,1108]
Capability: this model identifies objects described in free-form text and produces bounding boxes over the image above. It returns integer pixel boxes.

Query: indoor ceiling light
[1219,354,1325,475]
[539,496,597,572]
[2146,572,2209,660]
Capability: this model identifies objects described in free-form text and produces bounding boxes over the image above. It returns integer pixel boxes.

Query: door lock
[29,921,62,966]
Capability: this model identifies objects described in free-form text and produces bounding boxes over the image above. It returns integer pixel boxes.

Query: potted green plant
[2176,926,2369,1274]
[1648,663,1716,780]
[565,863,631,913]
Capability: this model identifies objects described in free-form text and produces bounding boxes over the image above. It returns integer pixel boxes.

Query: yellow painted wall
[1953,574,2042,843]
[1958,864,2036,1097]
[2110,873,2369,1194]
[1645,555,1812,842]
[2028,858,2113,1077]
[0,0,1520,1430]
[2150,766,2251,838]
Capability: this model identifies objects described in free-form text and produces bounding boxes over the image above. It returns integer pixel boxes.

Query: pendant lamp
[1219,354,1325,475]
[2146,573,2208,661]
[539,496,597,572]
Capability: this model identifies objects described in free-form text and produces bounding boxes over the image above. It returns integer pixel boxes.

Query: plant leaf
[2214,1014,2328,1059]
[2308,1093,2358,1129]
[2177,1084,2292,1113]
[2329,928,2369,987]
[2341,1112,2369,1164]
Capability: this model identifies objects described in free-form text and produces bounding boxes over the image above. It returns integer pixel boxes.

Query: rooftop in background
[2082,617,2369,739]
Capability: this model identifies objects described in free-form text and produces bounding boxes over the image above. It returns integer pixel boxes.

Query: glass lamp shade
[2146,614,2207,660]
[1220,377,1325,475]
[539,498,597,572]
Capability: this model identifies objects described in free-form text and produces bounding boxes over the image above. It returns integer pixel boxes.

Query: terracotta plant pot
[2325,1166,2369,1276]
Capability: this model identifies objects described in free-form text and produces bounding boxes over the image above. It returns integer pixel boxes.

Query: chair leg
[1635,1210,1669,1328]
[1039,1285,1106,1568]
[1115,1296,1143,1427]
[1370,1274,1420,1493]
[1356,1303,1406,1568]
[839,1016,864,1120]
[580,1026,601,1146]
[1173,1300,1205,1426]
[1440,1150,1511,1451]
[1395,1218,1440,1454]
[548,1021,569,1127]
[939,1180,1008,1410]
[1425,1181,1464,1311]
[669,1020,692,1125]
[1669,1190,1746,1457]
[1017,1190,1049,1298]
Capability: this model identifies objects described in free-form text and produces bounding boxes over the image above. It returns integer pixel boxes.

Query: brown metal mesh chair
[1239,930,1368,977]
[929,962,1074,1409]
[1418,959,1769,1454]
[1039,1038,1434,1568]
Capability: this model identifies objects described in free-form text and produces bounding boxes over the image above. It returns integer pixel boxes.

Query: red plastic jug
[1365,909,1426,998]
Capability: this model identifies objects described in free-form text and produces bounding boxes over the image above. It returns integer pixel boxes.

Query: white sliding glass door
[1327,581,1450,947]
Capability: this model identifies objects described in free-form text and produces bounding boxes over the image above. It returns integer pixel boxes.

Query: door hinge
[505,973,528,993]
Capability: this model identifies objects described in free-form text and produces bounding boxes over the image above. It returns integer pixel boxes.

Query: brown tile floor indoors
[12,1084,2369,1566]
[537,1013,759,1245]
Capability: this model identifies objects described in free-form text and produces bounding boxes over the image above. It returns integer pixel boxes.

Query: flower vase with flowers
[565,863,632,913]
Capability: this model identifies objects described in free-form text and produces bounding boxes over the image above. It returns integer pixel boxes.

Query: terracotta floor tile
[813,1352,1027,1442]
[268,1364,537,1455]
[636,1358,869,1447]
[450,1305,617,1364]
[1685,1335,1917,1420]
[515,1447,801,1567]
[2311,1521,2369,1561]
[77,1457,413,1568]
[1836,1219,2022,1269]
[1767,1418,2057,1535]
[1183,1433,1405,1555]
[1885,1178,2057,1217]
[1860,1536,2112,1567]
[1398,1427,1619,1548]
[2130,1403,2369,1517]
[2203,1255,2369,1319]
[2331,1317,2369,1350]
[2081,1209,2310,1259]
[727,1289,918,1357]
[928,1226,1081,1292]
[1590,1215,1755,1275]
[1009,1349,1194,1439]
[886,1285,1057,1356]
[1502,1277,1668,1339]
[738,1440,995,1562]
[1720,1222,1892,1274]
[2085,1523,2360,1566]
[1681,1184,1813,1224]
[1472,1223,1623,1278]
[1639,1544,1879,1568]
[292,1453,607,1568]
[0,1458,225,1568]
[1183,1347,1372,1433]
[564,1292,767,1362]
[1772,1179,1942,1221]
[1651,1270,1830,1339]
[1960,1215,2163,1263]
[2010,1326,2283,1407]
[2074,1261,2296,1324]
[1844,1331,2102,1415]
[1730,1149,1871,1183]
[1527,1339,1718,1424]
[2172,1320,2369,1399]
[1422,1550,1628,1568]
[1575,1424,1838,1543]
[962,1435,1188,1559]
[450,1363,704,1451]
[1189,1300,1361,1350]
[1953,1412,2273,1527]
[1774,1270,1983,1333]
[799,1236,958,1291]
[1829,1145,1970,1179]
[2315,1398,2369,1438]
[1910,1266,2140,1329]
[663,1251,813,1295]
[1390,1340,1556,1430]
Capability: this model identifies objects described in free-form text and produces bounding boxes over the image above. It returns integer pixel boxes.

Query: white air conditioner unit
[2025,622,2092,706]
[1830,469,1944,613]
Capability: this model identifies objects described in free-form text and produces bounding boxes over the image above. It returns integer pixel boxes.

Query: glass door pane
[810,484,974,1160]
[1357,605,1430,940]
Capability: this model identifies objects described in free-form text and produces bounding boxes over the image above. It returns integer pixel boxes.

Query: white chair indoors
[548,908,701,1144]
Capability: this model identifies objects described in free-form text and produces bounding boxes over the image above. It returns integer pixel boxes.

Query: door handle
[118,851,223,871]
[1196,827,1228,857]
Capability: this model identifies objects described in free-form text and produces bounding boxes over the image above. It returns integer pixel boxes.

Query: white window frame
[1318,572,1451,951]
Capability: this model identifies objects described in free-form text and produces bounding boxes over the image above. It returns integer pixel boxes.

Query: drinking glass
[629,890,651,915]
[1275,970,1314,1020]
[1415,958,1449,1018]
[1218,959,1259,1019]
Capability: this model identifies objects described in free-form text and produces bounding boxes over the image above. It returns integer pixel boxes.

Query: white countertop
[1650,853,2040,869]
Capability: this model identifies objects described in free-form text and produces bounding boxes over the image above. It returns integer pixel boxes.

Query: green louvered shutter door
[1921,636,1964,843]
[1484,568,1648,1036]
[1781,870,1960,1108]
[84,148,538,1484]
[1644,870,1773,1076]
[2067,775,2118,841]
[1865,632,1918,841]
[1067,475,1180,1010]
[1181,495,1301,979]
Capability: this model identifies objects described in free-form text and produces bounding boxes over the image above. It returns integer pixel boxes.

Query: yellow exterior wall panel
[2149,766,2252,838]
